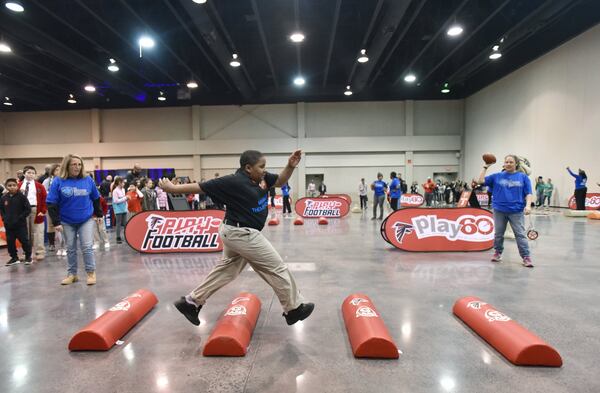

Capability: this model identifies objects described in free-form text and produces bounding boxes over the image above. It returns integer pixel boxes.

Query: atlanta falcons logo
[146,214,164,230]
[392,221,414,243]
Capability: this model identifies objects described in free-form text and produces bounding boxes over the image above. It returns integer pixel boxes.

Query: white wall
[464,24,600,206]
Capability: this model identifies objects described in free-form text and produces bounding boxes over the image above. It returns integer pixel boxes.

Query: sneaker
[491,251,502,262]
[24,258,33,265]
[283,303,315,325]
[371,217,377,220]
[5,258,20,267]
[116,238,123,244]
[48,245,56,252]
[86,271,96,285]
[92,244,99,250]
[174,297,202,326]
[104,242,111,249]
[61,274,79,285]
[522,256,534,268]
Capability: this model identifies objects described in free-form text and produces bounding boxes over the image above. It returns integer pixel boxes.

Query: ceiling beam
[250,0,279,89]
[322,0,342,87]
[294,0,302,74]
[393,0,470,86]
[368,0,427,87]
[346,0,385,85]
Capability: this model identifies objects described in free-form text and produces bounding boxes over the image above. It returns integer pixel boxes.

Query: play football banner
[125,210,225,253]
[568,193,600,210]
[400,193,424,207]
[324,194,353,204]
[294,197,350,218]
[381,208,494,252]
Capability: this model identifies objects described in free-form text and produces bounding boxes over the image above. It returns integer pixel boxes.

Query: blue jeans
[63,219,96,275]
[493,210,530,257]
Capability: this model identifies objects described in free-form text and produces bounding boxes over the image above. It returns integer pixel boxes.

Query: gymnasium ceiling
[1,0,599,112]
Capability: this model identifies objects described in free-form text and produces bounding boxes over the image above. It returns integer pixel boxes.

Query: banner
[381,208,494,252]
[457,191,471,208]
[324,194,353,204]
[268,195,292,209]
[475,192,489,205]
[400,193,424,207]
[125,210,225,253]
[294,197,350,218]
[568,193,600,210]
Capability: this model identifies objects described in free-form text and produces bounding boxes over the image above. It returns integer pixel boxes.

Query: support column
[91,108,102,170]
[405,100,415,186]
[192,106,202,181]
[297,102,306,199]
[1,159,10,180]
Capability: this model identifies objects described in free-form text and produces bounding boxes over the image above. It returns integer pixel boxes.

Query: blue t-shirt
[567,168,587,189]
[389,178,401,198]
[484,171,532,213]
[46,177,100,224]
[373,180,387,197]
[281,184,290,197]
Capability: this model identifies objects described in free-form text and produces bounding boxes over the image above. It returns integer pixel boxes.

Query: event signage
[381,208,494,252]
[294,197,350,218]
[125,210,225,253]
[324,194,353,204]
[268,195,292,210]
[457,192,489,207]
[568,193,600,210]
[400,193,424,207]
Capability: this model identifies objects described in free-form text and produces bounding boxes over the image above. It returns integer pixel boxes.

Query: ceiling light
[344,85,353,96]
[187,81,198,89]
[293,76,305,86]
[67,94,77,104]
[229,53,241,67]
[192,0,207,3]
[447,25,463,37]
[3,97,12,106]
[5,2,24,12]
[492,45,499,51]
[290,33,305,43]
[138,36,155,48]
[489,45,502,60]
[157,91,166,101]
[107,58,119,72]
[404,74,417,83]
[441,83,450,94]
[0,42,11,53]
[357,49,369,63]
[84,84,96,92]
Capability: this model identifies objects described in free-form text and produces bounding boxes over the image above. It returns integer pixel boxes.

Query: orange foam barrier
[268,217,280,226]
[293,216,304,225]
[318,217,328,225]
[69,289,158,351]
[588,211,600,220]
[341,294,399,359]
[453,296,562,367]
[203,293,262,357]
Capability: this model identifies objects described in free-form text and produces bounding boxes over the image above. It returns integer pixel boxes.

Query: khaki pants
[94,218,109,245]
[190,224,304,312]
[26,206,45,258]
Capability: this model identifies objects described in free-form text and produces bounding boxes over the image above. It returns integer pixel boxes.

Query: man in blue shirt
[281,182,292,215]
[388,171,401,211]
[478,154,534,268]
[371,173,388,220]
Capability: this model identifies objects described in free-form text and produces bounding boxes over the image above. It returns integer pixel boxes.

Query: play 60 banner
[295,197,350,218]
[380,208,494,252]
[125,210,225,253]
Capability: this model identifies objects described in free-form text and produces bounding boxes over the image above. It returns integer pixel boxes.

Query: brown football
[482,153,496,165]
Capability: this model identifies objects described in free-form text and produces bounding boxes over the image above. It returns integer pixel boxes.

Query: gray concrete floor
[1,208,599,393]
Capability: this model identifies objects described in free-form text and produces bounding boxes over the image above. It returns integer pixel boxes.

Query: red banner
[294,197,350,218]
[476,192,489,205]
[400,193,424,207]
[568,193,600,210]
[268,195,292,209]
[325,194,353,204]
[457,191,471,208]
[381,208,494,252]
[125,210,225,253]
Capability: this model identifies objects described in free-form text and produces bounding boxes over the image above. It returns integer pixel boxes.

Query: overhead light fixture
[3,97,12,106]
[229,53,241,67]
[357,49,369,63]
[67,94,77,104]
[107,58,119,72]
[441,83,450,94]
[187,81,198,89]
[5,2,24,12]
[404,74,417,83]
[192,0,207,3]
[0,42,11,53]
[344,85,353,96]
[447,25,463,37]
[157,91,166,101]
[290,33,305,43]
[489,45,502,60]
[84,84,96,92]
[293,76,305,86]
[138,35,155,58]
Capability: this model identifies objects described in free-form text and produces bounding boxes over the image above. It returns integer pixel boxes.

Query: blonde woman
[46,154,103,285]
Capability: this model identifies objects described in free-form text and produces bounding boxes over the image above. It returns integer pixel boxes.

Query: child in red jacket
[126,185,143,221]
[18,166,47,260]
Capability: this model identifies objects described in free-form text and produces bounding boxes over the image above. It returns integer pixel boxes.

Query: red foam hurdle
[453,296,562,366]
[341,294,399,359]
[68,289,158,351]
[203,293,261,357]
[318,216,328,225]
[293,216,304,225]
[268,217,280,226]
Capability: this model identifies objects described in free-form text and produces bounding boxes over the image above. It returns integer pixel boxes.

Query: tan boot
[86,271,97,285]
[61,274,79,285]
